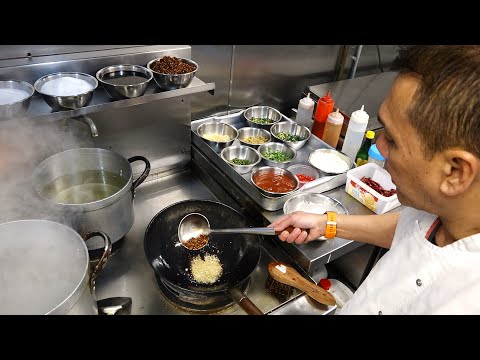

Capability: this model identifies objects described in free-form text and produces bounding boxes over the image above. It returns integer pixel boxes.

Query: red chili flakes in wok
[360,176,397,197]
[150,56,197,74]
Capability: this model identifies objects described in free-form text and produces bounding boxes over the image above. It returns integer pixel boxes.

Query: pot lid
[0,220,89,314]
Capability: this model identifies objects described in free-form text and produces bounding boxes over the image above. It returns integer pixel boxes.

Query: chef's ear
[439,149,479,197]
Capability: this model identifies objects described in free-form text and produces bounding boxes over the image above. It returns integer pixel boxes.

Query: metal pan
[144,200,263,314]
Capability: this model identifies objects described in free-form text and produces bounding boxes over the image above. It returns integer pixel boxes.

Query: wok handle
[85,231,112,290]
[128,156,151,191]
[228,287,263,315]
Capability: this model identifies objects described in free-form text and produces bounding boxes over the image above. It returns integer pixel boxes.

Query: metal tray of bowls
[191,110,350,211]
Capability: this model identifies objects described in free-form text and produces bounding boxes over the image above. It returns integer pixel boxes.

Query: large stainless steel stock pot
[32,148,150,251]
[0,219,111,314]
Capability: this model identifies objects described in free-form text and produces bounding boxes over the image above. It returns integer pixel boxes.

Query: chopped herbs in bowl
[276,132,305,142]
[262,150,292,162]
[258,142,297,169]
[250,117,274,125]
[230,158,252,165]
[220,145,261,174]
[270,121,311,150]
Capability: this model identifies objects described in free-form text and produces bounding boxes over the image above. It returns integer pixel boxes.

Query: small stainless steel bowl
[308,148,355,175]
[0,80,34,119]
[237,127,271,149]
[197,122,238,153]
[286,164,319,187]
[34,72,98,111]
[244,106,282,130]
[220,145,261,174]
[270,121,311,150]
[283,193,348,215]
[147,56,198,91]
[251,166,299,197]
[96,64,153,100]
[257,142,296,169]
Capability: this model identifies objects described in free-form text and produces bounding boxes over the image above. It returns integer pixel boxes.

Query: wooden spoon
[268,261,336,306]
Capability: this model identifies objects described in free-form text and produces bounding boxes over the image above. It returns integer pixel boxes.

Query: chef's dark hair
[392,45,480,159]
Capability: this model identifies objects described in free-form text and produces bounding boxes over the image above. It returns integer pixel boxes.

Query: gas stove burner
[88,237,125,261]
[155,274,250,314]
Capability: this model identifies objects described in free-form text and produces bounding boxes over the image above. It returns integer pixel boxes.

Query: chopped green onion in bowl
[276,132,304,142]
[230,158,252,165]
[262,150,292,162]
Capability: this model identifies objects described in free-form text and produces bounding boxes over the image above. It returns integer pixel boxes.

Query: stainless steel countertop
[93,171,335,315]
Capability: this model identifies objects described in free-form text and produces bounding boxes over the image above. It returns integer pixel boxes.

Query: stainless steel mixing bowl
[96,64,153,100]
[0,80,34,119]
[34,72,98,111]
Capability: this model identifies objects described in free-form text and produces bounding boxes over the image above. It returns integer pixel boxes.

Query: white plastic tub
[345,163,401,214]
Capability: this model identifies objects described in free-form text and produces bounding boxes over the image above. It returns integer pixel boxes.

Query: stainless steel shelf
[17,76,215,122]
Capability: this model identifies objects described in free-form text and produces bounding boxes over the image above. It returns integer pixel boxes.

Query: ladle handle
[210,227,276,235]
[210,226,307,236]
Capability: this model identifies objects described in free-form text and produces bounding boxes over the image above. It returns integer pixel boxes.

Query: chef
[269,45,480,314]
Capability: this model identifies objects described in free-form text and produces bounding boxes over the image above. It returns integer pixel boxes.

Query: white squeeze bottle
[295,92,315,129]
[341,105,370,161]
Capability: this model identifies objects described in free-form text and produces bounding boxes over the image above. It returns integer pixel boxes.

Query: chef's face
[376,74,441,212]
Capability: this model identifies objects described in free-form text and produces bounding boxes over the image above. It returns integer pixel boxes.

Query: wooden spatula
[268,261,336,306]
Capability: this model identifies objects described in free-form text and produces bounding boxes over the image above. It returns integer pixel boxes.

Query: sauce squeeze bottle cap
[321,90,334,104]
[351,105,369,124]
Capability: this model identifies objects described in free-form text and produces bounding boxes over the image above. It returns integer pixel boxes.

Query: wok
[144,199,263,315]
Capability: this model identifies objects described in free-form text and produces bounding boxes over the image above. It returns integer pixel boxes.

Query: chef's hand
[268,211,327,244]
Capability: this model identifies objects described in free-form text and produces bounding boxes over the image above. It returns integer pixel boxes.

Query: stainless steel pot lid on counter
[0,220,111,315]
[32,148,150,252]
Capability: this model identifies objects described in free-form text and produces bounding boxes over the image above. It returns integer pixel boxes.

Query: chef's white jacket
[337,206,480,315]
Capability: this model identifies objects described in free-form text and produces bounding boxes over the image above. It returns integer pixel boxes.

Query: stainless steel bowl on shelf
[237,127,271,149]
[308,148,355,175]
[34,72,98,111]
[96,64,153,100]
[243,106,282,130]
[147,56,198,91]
[197,121,238,153]
[251,166,299,197]
[257,142,296,169]
[270,121,311,150]
[220,145,261,174]
[0,80,35,119]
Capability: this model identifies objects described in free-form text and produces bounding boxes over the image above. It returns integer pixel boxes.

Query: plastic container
[286,164,319,187]
[341,105,369,161]
[312,90,334,139]
[322,108,344,148]
[368,144,385,168]
[295,93,315,130]
[355,130,375,167]
[345,162,400,214]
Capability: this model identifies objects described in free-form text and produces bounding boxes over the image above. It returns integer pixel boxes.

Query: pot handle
[85,231,112,289]
[128,156,151,191]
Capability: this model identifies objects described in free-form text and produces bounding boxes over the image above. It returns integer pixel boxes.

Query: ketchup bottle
[312,90,334,139]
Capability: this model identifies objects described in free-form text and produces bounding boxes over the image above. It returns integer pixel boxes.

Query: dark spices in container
[150,56,196,74]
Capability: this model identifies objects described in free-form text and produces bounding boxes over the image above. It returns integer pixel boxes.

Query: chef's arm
[336,212,400,249]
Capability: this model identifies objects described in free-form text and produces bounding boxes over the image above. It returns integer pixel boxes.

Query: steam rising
[0,117,94,224]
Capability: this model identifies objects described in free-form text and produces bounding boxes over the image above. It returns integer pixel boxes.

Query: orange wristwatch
[324,211,337,239]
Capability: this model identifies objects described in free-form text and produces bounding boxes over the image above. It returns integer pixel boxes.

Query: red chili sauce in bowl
[254,173,297,193]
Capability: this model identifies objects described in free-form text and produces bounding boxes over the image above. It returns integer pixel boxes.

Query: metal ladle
[178,212,292,250]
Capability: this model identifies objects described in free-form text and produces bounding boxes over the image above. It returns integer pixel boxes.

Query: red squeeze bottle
[312,90,334,139]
